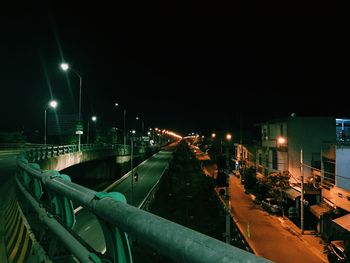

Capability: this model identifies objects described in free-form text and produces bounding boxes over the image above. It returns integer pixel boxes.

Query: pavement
[196,148,329,263]
[229,173,328,262]
[280,218,328,262]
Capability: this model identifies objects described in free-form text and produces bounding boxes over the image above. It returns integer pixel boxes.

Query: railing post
[95,192,133,263]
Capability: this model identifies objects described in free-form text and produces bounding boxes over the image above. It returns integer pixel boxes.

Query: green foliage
[242,167,257,190]
[132,141,225,262]
[256,171,291,202]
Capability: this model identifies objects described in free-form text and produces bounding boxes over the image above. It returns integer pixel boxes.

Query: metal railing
[23,143,130,162]
[14,145,270,263]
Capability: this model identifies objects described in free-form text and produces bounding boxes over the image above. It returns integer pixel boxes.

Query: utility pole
[130,137,134,206]
[300,148,304,234]
[124,108,127,146]
[225,136,231,244]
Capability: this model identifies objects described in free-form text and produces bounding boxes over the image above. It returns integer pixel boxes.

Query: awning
[284,188,301,201]
[310,203,332,219]
[332,213,350,232]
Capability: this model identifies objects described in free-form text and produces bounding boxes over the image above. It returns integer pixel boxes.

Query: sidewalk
[229,174,328,263]
[279,217,328,262]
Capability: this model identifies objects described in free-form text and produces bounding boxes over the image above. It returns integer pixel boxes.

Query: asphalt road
[229,174,325,263]
[73,149,174,253]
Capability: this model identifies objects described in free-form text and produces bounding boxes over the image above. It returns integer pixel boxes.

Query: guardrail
[16,156,270,263]
[23,143,130,162]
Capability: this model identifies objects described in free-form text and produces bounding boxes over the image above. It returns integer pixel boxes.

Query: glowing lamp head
[226,133,232,141]
[49,100,58,109]
[277,136,286,145]
[60,63,69,71]
[91,116,97,122]
[211,133,216,138]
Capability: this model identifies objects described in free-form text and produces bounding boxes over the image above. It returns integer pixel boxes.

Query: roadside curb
[279,218,328,263]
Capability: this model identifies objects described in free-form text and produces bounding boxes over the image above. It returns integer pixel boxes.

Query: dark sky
[1,5,349,136]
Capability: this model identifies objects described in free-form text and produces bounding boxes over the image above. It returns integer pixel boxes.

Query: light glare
[60,63,69,71]
[49,100,58,108]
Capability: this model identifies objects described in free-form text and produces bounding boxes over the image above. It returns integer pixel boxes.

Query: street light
[136,116,144,146]
[44,100,58,145]
[87,116,97,144]
[225,133,232,244]
[60,62,83,151]
[130,129,136,205]
[115,102,127,146]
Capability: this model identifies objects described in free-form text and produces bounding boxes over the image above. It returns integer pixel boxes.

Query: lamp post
[300,148,304,234]
[225,133,232,244]
[136,116,144,146]
[115,102,127,146]
[60,62,83,151]
[44,100,58,145]
[130,130,136,205]
[87,116,97,144]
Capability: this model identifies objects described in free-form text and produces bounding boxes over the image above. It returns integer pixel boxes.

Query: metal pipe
[16,177,98,263]
[17,153,269,263]
[94,197,268,263]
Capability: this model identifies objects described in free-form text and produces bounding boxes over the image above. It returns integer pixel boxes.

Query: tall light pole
[130,130,136,205]
[60,62,83,151]
[136,116,144,146]
[44,100,58,145]
[225,133,232,244]
[87,116,97,144]
[300,148,304,234]
[115,102,127,146]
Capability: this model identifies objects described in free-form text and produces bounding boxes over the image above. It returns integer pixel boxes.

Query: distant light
[60,63,69,71]
[226,133,232,141]
[211,133,216,138]
[277,136,286,145]
[131,130,136,134]
[49,100,58,108]
[91,116,97,122]
[115,102,119,107]
[147,131,151,135]
[136,117,139,120]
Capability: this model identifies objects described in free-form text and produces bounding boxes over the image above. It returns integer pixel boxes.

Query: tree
[242,167,257,190]
[256,171,291,202]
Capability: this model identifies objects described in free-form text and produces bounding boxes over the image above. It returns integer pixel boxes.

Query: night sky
[1,6,349,137]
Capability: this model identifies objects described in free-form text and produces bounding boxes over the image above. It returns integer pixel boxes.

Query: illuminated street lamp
[44,100,58,145]
[225,132,232,244]
[277,136,286,146]
[211,132,216,139]
[130,129,136,205]
[60,62,83,151]
[87,116,97,144]
[136,116,145,146]
[115,102,127,146]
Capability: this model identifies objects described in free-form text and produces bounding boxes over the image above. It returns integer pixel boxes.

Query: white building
[256,116,335,184]
[321,118,350,213]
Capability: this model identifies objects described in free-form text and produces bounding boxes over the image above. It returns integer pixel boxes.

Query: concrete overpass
[0,143,268,263]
